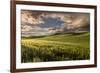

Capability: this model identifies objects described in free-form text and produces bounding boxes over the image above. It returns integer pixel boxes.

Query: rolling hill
[21,32,90,63]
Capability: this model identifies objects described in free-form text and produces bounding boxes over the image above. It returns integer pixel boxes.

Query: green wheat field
[21,32,90,63]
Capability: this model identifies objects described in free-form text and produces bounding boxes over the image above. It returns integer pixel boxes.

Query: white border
[16,5,95,69]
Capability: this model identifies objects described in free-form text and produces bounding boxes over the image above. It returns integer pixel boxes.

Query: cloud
[21,10,44,25]
[21,10,90,36]
[40,12,89,29]
[22,25,33,32]
[22,26,55,36]
[71,14,90,28]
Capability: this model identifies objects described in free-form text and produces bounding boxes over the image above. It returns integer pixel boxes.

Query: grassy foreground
[21,32,90,63]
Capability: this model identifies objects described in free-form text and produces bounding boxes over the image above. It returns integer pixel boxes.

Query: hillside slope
[21,32,90,63]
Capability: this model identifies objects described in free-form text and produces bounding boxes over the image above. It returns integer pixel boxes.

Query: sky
[21,10,90,36]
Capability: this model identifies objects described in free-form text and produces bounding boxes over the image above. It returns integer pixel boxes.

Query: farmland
[21,32,90,63]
